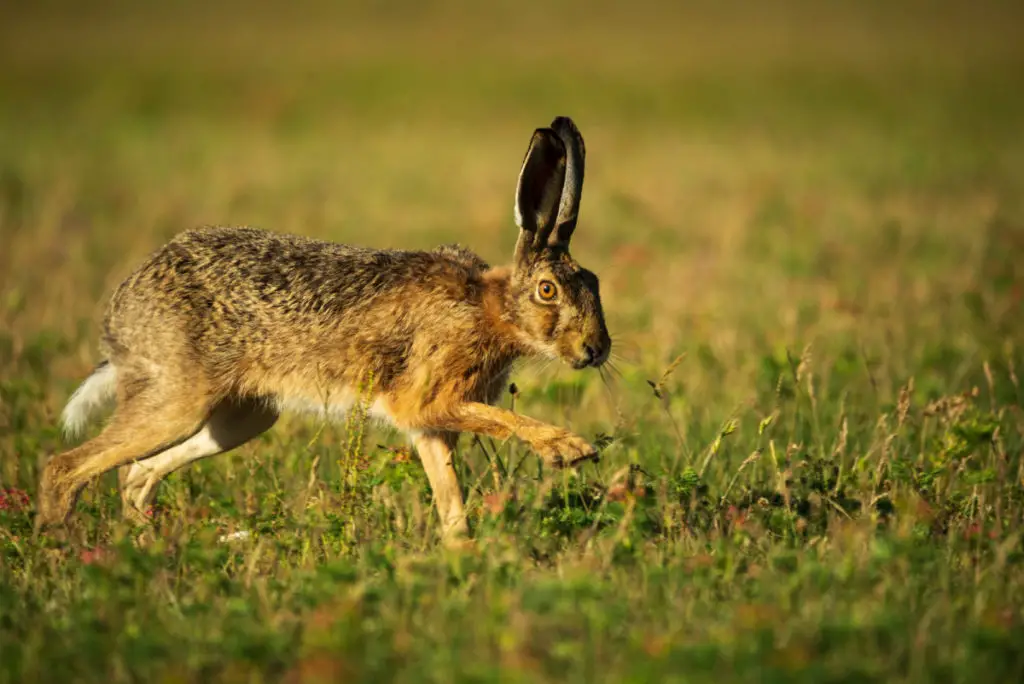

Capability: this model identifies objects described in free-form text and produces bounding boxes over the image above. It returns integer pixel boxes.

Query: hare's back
[104,226,481,353]
[142,226,463,306]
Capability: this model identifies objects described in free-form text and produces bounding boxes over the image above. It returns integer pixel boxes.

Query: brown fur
[36,116,611,543]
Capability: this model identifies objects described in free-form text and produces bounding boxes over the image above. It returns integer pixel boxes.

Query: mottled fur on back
[37,116,611,544]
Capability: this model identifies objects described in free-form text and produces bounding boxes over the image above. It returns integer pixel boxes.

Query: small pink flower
[726,505,747,528]
[0,488,30,512]
[79,547,109,565]
[606,484,627,502]
[963,523,983,540]
[483,493,508,516]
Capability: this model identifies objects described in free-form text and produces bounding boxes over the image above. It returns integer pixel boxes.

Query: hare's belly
[275,391,398,428]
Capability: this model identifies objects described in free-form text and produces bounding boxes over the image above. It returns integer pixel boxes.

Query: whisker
[523,359,559,389]
[598,366,621,391]
[607,337,643,364]
[536,358,556,378]
[596,366,626,426]
[603,360,625,381]
[520,355,555,376]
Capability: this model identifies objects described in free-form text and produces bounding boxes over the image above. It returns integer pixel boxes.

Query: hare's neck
[481,267,527,360]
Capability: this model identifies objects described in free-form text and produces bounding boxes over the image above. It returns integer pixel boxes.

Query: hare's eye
[537,280,558,302]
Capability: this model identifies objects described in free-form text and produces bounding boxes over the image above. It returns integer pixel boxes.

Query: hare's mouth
[569,343,609,370]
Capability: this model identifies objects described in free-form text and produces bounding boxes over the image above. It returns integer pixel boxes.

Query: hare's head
[507,117,611,370]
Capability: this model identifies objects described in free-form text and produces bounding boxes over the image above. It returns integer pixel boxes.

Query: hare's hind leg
[36,368,214,531]
[118,396,278,522]
[413,431,469,544]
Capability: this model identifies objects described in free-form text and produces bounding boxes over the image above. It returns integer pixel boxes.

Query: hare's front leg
[413,431,469,544]
[437,402,598,468]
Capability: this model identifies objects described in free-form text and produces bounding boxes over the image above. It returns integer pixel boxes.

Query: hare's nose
[582,343,608,367]
[581,344,597,365]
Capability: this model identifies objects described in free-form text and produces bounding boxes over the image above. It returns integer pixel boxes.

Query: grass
[2,0,1024,681]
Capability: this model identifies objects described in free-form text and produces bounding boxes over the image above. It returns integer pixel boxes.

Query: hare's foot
[118,479,156,528]
[530,427,599,468]
[433,402,600,470]
[34,459,83,535]
[118,465,158,526]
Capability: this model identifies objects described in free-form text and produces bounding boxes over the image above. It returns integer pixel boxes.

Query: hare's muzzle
[574,337,611,369]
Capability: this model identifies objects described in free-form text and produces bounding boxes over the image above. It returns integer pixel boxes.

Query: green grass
[2,1,1024,681]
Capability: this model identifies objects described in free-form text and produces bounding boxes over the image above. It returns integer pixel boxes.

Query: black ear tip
[551,116,577,132]
[529,128,566,155]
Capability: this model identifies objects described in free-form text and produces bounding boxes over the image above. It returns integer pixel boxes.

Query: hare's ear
[514,128,566,266]
[548,116,586,250]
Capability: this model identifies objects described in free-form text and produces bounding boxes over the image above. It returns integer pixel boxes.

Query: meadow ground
[2,1,1024,681]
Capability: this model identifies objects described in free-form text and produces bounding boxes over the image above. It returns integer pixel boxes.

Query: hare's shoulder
[431,243,490,272]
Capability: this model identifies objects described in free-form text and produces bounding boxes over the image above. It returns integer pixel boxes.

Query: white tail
[61,361,117,439]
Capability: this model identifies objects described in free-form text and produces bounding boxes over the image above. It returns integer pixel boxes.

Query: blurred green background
[2,1,1024,682]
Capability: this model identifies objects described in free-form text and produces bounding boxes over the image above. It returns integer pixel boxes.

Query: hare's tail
[61,360,117,439]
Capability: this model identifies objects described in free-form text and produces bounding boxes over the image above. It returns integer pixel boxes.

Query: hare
[35,116,610,543]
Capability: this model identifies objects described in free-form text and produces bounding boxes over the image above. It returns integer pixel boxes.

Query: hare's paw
[34,462,78,534]
[532,428,599,468]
